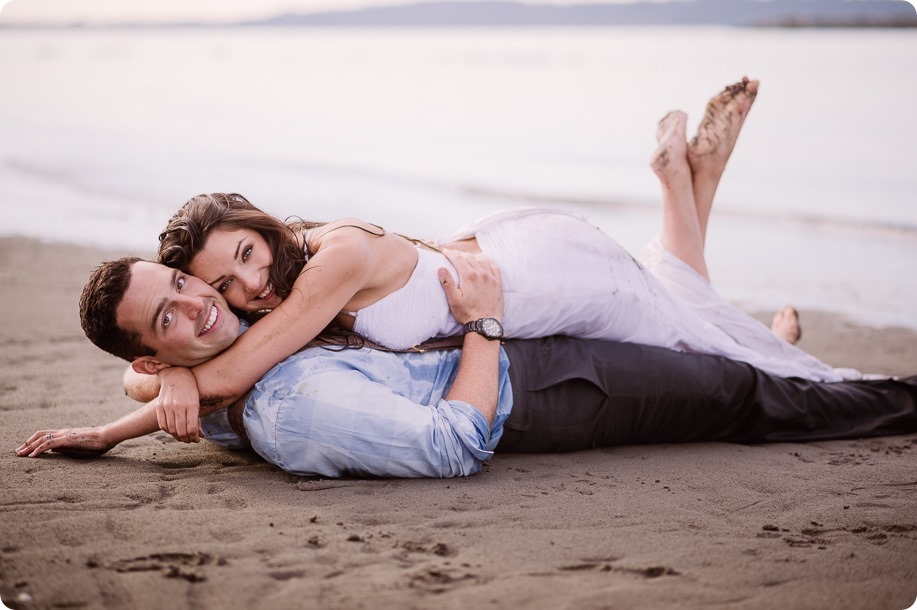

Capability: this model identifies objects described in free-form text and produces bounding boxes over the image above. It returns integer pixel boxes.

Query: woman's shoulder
[305,217,419,284]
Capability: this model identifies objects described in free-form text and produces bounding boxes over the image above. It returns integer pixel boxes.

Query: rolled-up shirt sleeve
[242,348,512,478]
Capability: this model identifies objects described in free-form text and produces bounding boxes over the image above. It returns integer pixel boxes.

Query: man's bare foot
[772,305,802,344]
[651,110,690,183]
[687,77,759,178]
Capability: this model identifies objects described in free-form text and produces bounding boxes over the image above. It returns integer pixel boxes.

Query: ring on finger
[46,433,53,442]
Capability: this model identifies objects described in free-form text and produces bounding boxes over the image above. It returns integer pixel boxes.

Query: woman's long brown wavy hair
[157,193,321,304]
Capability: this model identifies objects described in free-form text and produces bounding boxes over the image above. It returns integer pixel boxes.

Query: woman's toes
[772,305,802,344]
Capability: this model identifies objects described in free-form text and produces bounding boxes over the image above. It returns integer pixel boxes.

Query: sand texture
[2,236,916,610]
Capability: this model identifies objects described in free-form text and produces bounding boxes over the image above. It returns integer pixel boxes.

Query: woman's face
[188,228,283,312]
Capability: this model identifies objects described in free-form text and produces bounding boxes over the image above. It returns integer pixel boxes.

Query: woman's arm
[190,224,411,407]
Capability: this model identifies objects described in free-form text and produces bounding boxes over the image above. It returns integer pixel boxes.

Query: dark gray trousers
[497,337,917,453]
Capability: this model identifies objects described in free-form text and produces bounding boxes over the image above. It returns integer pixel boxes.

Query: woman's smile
[189,227,280,312]
[255,282,274,300]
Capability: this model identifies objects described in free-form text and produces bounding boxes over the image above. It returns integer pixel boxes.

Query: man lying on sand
[16,252,917,478]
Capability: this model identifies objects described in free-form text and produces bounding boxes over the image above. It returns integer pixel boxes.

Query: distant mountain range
[244,1,917,28]
[6,1,917,29]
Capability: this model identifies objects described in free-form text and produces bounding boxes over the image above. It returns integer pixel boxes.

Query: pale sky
[0,0,647,25]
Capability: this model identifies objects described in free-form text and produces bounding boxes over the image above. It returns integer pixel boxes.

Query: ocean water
[1,26,915,328]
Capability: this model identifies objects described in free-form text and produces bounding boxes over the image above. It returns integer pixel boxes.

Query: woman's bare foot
[687,77,759,178]
[772,305,802,344]
[686,77,759,244]
[651,110,690,183]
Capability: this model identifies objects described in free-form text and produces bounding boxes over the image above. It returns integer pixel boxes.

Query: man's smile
[199,303,219,337]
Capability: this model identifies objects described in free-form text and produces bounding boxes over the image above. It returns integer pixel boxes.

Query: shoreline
[2,235,916,609]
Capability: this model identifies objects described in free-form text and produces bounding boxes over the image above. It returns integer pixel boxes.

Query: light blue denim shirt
[203,343,513,478]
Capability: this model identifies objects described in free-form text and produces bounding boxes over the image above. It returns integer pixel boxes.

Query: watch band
[462,317,504,340]
[463,319,482,335]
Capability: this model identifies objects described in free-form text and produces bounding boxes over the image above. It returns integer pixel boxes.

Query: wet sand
[2,236,916,609]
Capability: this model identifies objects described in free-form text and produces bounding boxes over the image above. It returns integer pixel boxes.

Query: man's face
[116,261,240,368]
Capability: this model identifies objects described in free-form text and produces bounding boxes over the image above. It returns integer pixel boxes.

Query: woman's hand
[155,367,202,443]
[16,428,114,458]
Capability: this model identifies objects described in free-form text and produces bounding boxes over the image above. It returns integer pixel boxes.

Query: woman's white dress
[345,209,860,382]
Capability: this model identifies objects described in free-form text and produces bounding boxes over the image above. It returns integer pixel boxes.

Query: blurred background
[1,0,915,328]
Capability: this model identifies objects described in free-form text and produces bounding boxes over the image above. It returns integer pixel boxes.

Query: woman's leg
[650,110,710,280]
[686,77,759,243]
[650,78,804,344]
[684,78,804,344]
[650,77,759,282]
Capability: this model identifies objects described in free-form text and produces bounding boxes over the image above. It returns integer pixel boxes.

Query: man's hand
[155,367,202,443]
[439,249,504,324]
[16,428,113,458]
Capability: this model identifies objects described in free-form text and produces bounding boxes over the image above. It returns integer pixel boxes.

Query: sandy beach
[2,235,916,610]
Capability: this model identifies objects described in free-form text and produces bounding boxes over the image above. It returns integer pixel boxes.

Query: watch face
[481,317,503,338]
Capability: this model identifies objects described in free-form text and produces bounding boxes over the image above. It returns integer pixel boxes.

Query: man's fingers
[178,414,195,444]
[26,432,55,457]
[176,416,187,443]
[177,411,201,443]
[156,408,167,435]
[165,409,181,441]
[15,433,36,456]
[16,433,37,454]
[443,249,499,279]
[439,268,460,298]
[35,435,55,457]
[19,430,47,451]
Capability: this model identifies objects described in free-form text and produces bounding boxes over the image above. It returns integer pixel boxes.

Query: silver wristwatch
[462,317,504,340]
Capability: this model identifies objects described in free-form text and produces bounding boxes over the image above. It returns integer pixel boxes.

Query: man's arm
[437,249,505,426]
[123,366,159,402]
[124,366,203,443]
[16,402,160,458]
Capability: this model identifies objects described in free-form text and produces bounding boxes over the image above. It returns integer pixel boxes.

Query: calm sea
[1,26,915,328]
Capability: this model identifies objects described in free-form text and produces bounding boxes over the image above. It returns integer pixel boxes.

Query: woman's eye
[242,245,252,262]
[163,311,173,329]
[218,280,232,293]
